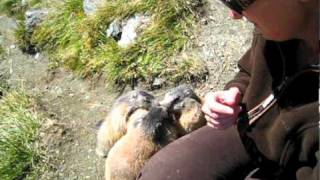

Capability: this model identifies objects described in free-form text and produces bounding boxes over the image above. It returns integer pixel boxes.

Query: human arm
[201,32,259,129]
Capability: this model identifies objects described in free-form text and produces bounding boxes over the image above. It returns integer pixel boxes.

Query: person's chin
[261,31,291,42]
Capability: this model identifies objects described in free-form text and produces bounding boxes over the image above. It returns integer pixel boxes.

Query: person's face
[223,0,313,41]
[242,0,310,41]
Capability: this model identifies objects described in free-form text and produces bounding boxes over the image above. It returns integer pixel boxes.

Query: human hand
[201,87,242,130]
[229,10,243,19]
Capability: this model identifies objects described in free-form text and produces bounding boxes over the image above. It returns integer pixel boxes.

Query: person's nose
[229,10,243,19]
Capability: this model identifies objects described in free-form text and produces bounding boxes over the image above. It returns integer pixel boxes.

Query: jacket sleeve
[223,31,262,96]
[293,122,319,180]
[295,127,319,180]
[223,48,252,95]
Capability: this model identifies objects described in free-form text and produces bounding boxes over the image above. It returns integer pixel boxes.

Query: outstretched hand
[202,87,242,130]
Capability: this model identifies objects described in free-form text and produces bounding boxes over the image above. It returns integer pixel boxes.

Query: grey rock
[152,78,165,88]
[83,0,104,15]
[118,14,151,48]
[21,0,28,6]
[25,9,50,32]
[106,20,122,40]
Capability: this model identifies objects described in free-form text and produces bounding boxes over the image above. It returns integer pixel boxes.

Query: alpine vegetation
[18,0,206,87]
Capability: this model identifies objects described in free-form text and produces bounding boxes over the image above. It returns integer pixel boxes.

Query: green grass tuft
[25,0,206,86]
[0,0,41,17]
[0,90,44,180]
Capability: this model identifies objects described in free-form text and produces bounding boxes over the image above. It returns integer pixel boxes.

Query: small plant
[0,90,44,180]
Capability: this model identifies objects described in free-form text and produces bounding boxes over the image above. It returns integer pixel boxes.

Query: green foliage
[15,20,36,53]
[0,0,41,17]
[28,0,206,86]
[0,90,44,180]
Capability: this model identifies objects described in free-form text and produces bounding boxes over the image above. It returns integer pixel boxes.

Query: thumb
[220,88,241,106]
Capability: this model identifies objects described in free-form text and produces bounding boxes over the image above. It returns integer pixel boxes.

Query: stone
[83,0,104,15]
[34,52,40,59]
[21,0,28,6]
[118,14,151,48]
[106,20,122,40]
[25,9,50,31]
[152,77,165,88]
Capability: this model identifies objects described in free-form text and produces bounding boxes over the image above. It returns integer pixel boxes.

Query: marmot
[96,90,156,158]
[97,85,206,180]
[105,106,178,180]
[160,84,206,135]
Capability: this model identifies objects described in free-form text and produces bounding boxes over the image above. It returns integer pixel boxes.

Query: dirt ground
[0,1,252,179]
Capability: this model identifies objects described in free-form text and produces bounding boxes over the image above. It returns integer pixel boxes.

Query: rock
[106,20,122,40]
[83,0,104,15]
[152,77,165,88]
[21,0,28,6]
[22,9,49,54]
[25,9,50,32]
[118,14,151,48]
[34,52,40,60]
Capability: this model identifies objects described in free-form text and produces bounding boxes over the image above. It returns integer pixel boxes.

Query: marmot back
[96,90,156,157]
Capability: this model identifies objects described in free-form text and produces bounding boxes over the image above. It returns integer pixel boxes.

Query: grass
[0,32,5,59]
[20,0,206,87]
[0,0,41,17]
[0,90,44,180]
[0,45,4,58]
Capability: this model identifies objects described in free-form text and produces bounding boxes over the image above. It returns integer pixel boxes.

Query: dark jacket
[225,31,319,180]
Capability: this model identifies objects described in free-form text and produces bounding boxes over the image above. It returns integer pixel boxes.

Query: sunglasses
[219,0,256,14]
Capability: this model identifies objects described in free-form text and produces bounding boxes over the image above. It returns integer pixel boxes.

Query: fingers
[202,105,239,119]
[202,88,242,130]
[203,106,239,130]
[202,99,235,115]
[218,87,242,106]
[205,115,236,130]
